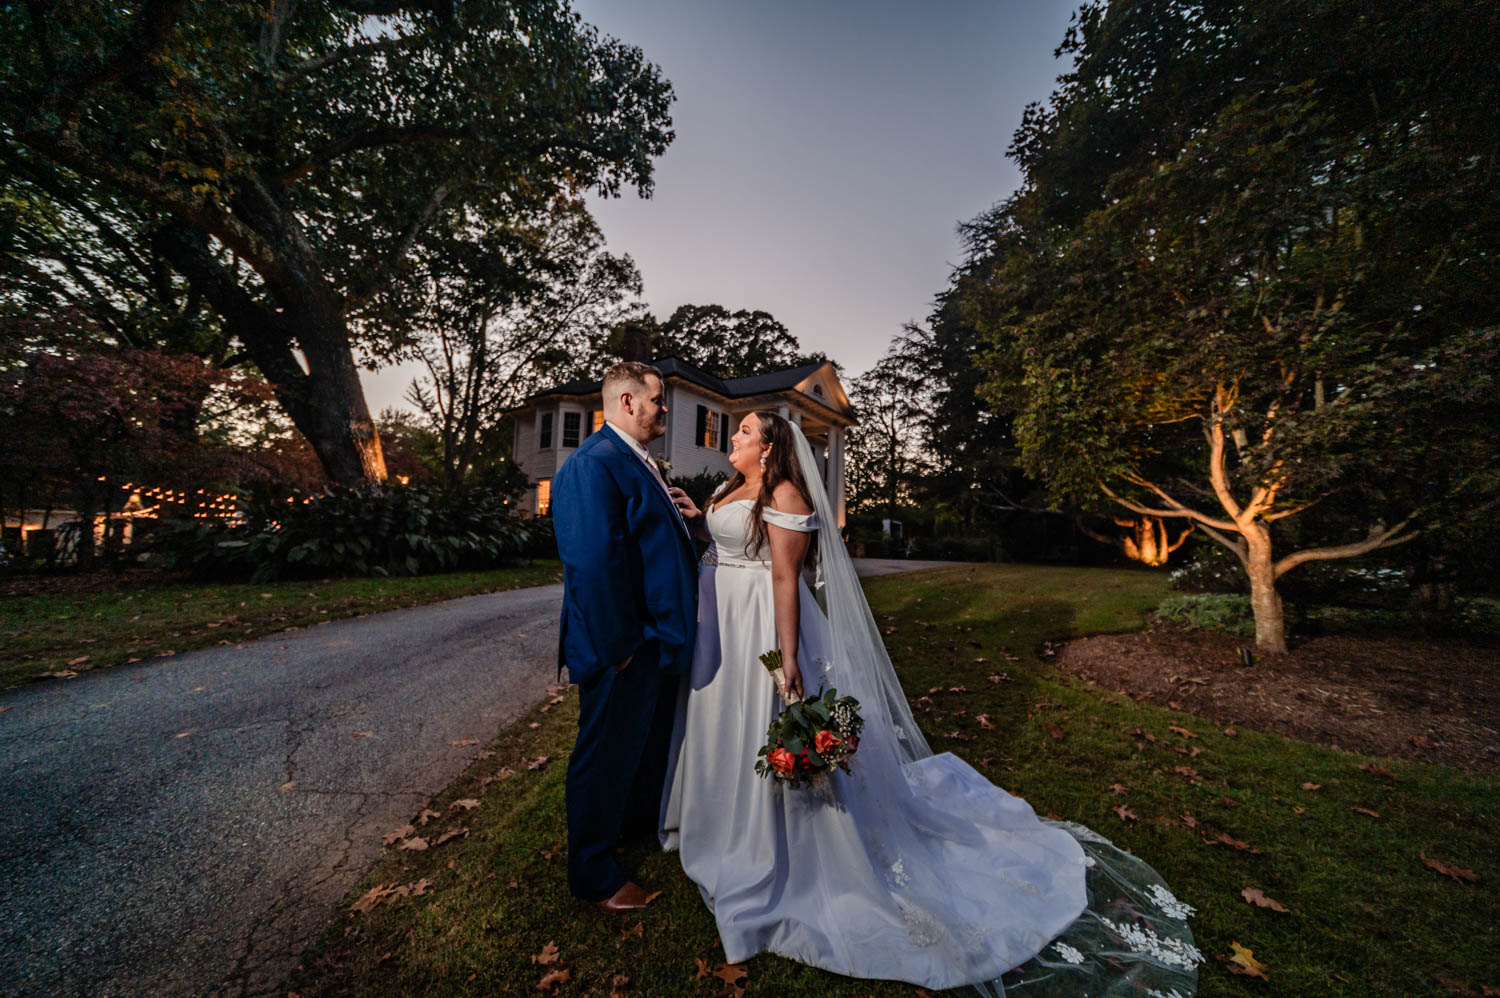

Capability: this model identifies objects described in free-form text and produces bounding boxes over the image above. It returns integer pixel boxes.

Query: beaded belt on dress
[700,551,765,570]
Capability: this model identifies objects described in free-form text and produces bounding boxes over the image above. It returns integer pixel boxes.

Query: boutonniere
[653,456,673,482]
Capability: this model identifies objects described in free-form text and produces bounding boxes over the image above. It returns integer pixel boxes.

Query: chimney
[620,321,653,363]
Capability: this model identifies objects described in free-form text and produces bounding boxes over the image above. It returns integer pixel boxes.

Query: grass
[285,563,1499,998]
[0,561,563,689]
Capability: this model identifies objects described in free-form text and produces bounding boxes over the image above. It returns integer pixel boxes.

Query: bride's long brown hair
[719,411,818,570]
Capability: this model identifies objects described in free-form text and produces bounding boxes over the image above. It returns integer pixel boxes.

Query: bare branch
[1101,481,1240,532]
[1273,520,1419,579]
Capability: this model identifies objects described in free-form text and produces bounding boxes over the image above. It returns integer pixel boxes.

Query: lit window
[698,404,720,448]
[539,412,553,449]
[592,410,605,433]
[562,411,581,448]
[536,478,552,515]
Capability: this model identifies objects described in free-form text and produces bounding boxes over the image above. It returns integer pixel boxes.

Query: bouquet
[754,650,865,789]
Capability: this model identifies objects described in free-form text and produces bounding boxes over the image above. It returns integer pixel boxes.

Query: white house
[509,356,857,526]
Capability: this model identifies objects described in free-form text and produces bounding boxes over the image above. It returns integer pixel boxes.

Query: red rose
[795,749,814,772]
[768,748,796,774]
[814,730,841,755]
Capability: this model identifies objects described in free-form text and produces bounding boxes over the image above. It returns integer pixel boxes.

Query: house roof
[521,356,855,423]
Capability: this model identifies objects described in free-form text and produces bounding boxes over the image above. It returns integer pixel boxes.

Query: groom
[552,361,700,911]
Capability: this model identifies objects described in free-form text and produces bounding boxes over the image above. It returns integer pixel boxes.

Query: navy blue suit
[552,424,697,900]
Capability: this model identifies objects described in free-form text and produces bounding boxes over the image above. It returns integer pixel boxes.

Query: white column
[830,427,847,529]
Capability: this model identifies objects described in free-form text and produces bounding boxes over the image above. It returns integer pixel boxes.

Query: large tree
[405,200,645,483]
[2,0,673,485]
[964,0,1500,651]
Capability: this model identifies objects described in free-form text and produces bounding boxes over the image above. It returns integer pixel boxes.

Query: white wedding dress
[659,431,1201,995]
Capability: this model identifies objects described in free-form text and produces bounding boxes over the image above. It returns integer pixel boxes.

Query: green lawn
[0,561,563,689]
[285,563,1498,998]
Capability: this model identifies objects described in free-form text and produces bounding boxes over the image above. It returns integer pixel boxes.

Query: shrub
[155,482,540,582]
[1154,594,1256,636]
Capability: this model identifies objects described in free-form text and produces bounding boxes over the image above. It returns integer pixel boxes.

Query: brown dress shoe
[593,880,653,912]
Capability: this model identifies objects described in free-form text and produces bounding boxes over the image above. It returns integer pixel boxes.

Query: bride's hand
[781,655,804,701]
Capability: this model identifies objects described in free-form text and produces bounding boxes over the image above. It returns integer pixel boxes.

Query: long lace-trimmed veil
[786,422,932,766]
[785,422,1201,998]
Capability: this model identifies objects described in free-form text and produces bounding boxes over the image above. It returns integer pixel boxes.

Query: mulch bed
[0,568,193,599]
[1056,619,1500,773]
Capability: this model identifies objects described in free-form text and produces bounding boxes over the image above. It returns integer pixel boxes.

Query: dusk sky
[365,0,1079,412]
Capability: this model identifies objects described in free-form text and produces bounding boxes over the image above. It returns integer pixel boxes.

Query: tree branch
[277,125,468,186]
[285,31,434,78]
[1110,476,1240,531]
[1273,520,1419,578]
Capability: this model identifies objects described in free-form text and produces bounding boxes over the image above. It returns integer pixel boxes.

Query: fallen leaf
[1109,782,1128,795]
[1173,766,1202,784]
[714,962,748,997]
[417,808,440,825]
[1168,724,1198,739]
[1352,806,1381,818]
[526,755,551,771]
[1292,806,1306,815]
[528,722,541,729]
[987,672,1012,683]
[399,837,429,851]
[349,883,398,915]
[1356,763,1397,779]
[1411,734,1434,749]
[977,714,995,730]
[409,878,433,896]
[1112,804,1137,821]
[279,781,297,793]
[353,731,373,739]
[1300,782,1321,791]
[948,685,970,694]
[1222,727,1237,736]
[694,957,713,980]
[67,655,90,666]
[618,921,643,941]
[1044,722,1064,740]
[174,729,194,739]
[1203,830,1261,853]
[536,967,570,991]
[450,798,480,811]
[1241,887,1288,912]
[532,941,561,965]
[435,827,469,847]
[450,736,480,747]
[642,890,663,906]
[609,972,631,997]
[1180,812,1199,828]
[383,825,415,845]
[476,750,495,760]
[540,842,564,864]
[1420,851,1480,884]
[1226,941,1269,979]
[1219,796,1240,808]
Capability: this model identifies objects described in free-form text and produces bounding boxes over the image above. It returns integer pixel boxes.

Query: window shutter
[695,405,707,447]
[719,412,730,452]
[583,410,593,438]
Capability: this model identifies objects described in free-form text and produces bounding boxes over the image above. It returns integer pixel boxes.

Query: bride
[660,411,1202,996]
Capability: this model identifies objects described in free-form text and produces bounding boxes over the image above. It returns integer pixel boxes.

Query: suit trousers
[565,656,677,901]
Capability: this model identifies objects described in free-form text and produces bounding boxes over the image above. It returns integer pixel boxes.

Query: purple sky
[364,0,1078,412]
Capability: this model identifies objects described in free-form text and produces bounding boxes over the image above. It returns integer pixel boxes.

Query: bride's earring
[759,449,768,472]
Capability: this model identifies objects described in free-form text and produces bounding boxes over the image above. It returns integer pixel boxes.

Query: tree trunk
[1244,532,1287,653]
[154,226,385,487]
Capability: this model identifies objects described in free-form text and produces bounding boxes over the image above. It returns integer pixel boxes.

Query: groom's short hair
[602,361,662,410]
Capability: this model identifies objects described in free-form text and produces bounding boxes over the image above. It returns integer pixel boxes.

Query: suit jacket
[552,426,698,686]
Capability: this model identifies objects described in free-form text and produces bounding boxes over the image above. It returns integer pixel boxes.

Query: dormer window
[812,384,825,397]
